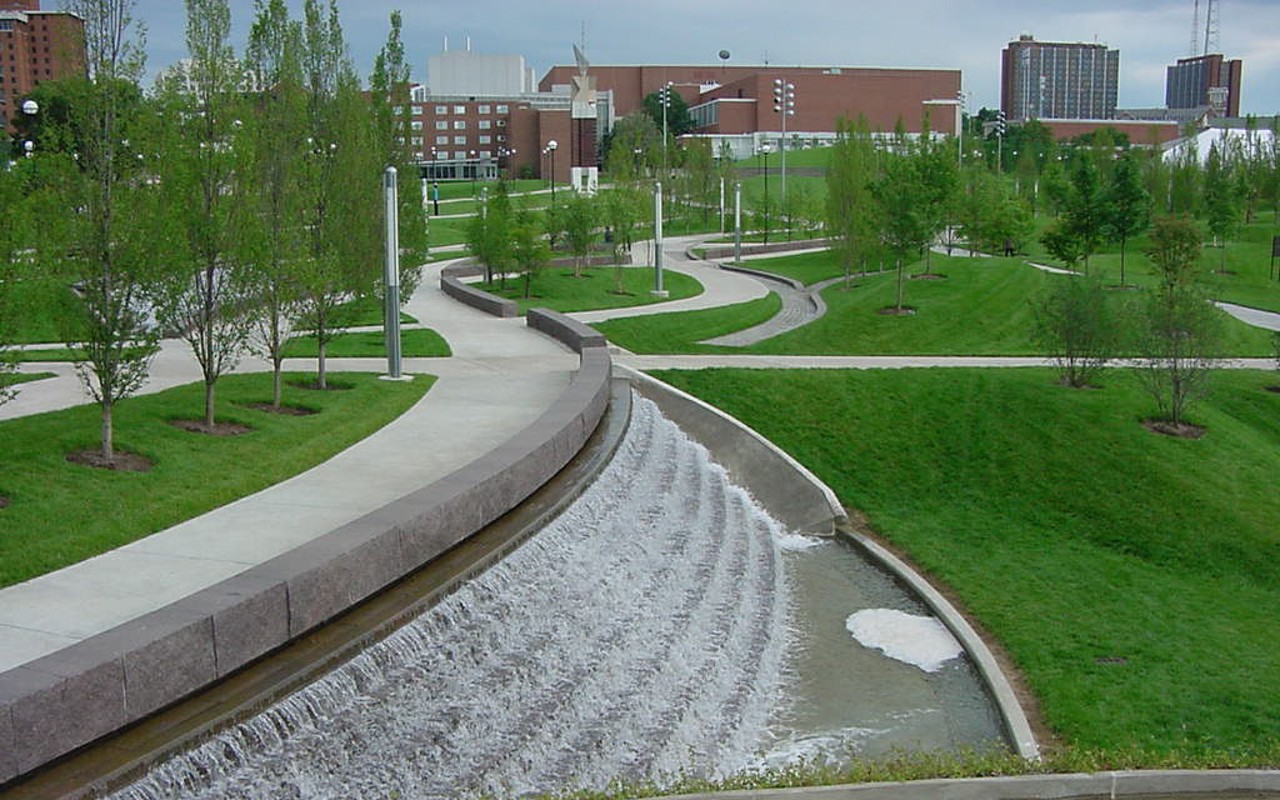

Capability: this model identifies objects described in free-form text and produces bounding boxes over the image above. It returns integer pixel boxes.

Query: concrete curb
[699,237,832,262]
[616,367,1039,761]
[0,326,613,787]
[643,769,1280,800]
[440,263,519,317]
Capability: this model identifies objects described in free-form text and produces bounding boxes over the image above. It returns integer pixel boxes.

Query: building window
[411,136,423,146]
[0,21,12,32]
[496,134,507,142]
[435,120,448,130]
[453,120,466,130]
[478,119,491,130]
[435,135,449,144]
[411,105,422,115]
[478,135,491,144]
[496,119,506,127]
[392,105,403,115]
[453,135,466,145]
[453,104,465,114]
[495,104,508,113]
[477,104,490,114]
[410,120,423,130]
[435,104,447,114]
[454,150,467,160]
[479,150,491,159]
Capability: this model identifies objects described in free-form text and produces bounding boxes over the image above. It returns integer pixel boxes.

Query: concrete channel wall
[440,264,519,317]
[0,315,612,787]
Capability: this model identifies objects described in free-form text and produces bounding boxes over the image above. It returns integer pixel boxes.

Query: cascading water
[109,394,1005,800]
[112,397,795,800]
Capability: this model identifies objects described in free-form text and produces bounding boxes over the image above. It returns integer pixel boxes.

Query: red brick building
[0,0,85,132]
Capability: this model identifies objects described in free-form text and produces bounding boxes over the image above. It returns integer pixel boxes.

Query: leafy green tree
[1059,155,1107,273]
[511,208,551,299]
[556,191,600,278]
[601,184,645,292]
[243,0,307,409]
[1102,151,1151,286]
[1032,275,1117,388]
[368,9,425,297]
[155,0,256,429]
[1202,140,1242,271]
[59,0,161,464]
[466,181,513,285]
[915,125,959,274]
[602,111,660,182]
[0,157,31,405]
[872,150,930,312]
[1169,141,1200,216]
[825,117,879,287]
[642,87,694,137]
[1134,216,1221,430]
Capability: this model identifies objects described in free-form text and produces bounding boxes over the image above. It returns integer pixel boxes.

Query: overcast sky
[124,0,1280,116]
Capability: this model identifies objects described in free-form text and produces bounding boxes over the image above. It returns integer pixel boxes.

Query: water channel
[110,395,1003,800]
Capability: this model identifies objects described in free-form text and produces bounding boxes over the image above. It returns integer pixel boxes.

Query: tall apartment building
[1166,53,1241,117]
[0,0,85,131]
[1001,34,1119,121]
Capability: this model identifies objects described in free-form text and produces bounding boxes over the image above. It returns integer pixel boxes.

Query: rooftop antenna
[443,34,448,52]
[1203,0,1220,55]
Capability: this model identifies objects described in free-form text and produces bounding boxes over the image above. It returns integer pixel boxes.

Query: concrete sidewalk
[0,259,578,674]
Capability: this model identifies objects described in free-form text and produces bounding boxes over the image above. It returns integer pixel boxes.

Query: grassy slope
[592,293,782,353]
[655,366,1280,759]
[282,327,451,359]
[599,253,1273,356]
[0,372,430,587]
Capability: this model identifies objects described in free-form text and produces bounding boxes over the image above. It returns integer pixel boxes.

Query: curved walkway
[0,260,578,673]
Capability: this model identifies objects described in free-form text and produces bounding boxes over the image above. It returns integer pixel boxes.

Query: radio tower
[1190,0,1221,56]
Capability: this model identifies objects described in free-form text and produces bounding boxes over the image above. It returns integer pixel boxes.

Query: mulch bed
[1265,386,1280,394]
[911,273,947,281]
[1142,419,1206,439]
[66,449,154,472]
[169,419,252,436]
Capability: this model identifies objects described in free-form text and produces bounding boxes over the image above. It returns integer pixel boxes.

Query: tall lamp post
[545,139,558,202]
[772,78,794,238]
[761,142,772,245]
[659,81,672,177]
[21,98,39,158]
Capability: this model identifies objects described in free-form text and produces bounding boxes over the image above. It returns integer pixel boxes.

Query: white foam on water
[776,533,828,552]
[845,608,963,673]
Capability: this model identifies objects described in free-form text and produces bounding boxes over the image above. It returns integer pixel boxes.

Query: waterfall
[112,396,794,800]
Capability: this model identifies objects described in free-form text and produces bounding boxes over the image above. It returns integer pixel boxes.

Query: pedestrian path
[0,259,578,674]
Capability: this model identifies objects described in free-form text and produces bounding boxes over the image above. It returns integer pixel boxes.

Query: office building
[1166,53,1241,118]
[0,0,84,132]
[1001,34,1119,121]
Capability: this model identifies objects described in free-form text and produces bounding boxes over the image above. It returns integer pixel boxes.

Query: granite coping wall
[0,321,612,786]
[440,263,519,317]
[699,237,831,262]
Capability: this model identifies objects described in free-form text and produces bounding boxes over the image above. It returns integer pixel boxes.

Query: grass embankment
[655,366,1280,762]
[593,293,782,352]
[283,327,451,359]
[478,266,702,315]
[0,371,430,587]
[599,253,1273,356]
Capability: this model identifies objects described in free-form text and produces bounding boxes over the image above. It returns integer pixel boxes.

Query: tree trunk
[101,399,114,463]
[895,258,905,311]
[204,381,216,429]
[1119,238,1127,286]
[318,340,328,390]
[272,362,283,410]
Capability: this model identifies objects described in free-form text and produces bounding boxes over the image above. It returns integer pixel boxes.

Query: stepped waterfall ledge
[108,394,1007,799]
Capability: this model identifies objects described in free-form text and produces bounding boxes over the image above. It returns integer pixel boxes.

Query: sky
[124,0,1280,116]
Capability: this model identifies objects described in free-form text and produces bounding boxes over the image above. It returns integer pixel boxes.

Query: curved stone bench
[0,321,612,786]
[440,263,519,318]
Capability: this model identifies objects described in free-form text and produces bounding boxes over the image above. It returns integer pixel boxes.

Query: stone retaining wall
[700,237,830,262]
[440,264,519,317]
[0,321,612,786]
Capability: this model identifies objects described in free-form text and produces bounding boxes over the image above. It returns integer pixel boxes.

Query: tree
[1102,151,1151,286]
[557,191,599,278]
[368,9,425,299]
[642,88,694,138]
[915,125,959,274]
[601,184,645,292]
[243,0,307,409]
[511,208,551,299]
[466,181,513,285]
[1133,216,1221,431]
[1202,139,1241,271]
[602,111,660,182]
[155,0,256,430]
[1059,155,1106,272]
[872,150,930,312]
[0,155,32,406]
[60,0,161,464]
[1032,275,1117,388]
[825,116,879,287]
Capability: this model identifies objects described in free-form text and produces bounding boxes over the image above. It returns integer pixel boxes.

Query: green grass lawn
[478,266,702,314]
[282,327,451,359]
[7,276,79,344]
[654,366,1280,761]
[597,253,1274,357]
[0,369,53,387]
[592,293,782,352]
[0,371,430,587]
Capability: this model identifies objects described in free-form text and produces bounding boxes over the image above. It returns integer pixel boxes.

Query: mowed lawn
[598,253,1274,356]
[654,366,1280,761]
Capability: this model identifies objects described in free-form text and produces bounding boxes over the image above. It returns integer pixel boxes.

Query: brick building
[0,0,84,132]
[1166,53,1242,118]
[1001,35,1119,122]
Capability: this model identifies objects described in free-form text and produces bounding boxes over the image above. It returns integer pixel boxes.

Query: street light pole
[761,143,772,245]
[660,81,671,178]
[772,78,794,238]
[546,139,558,202]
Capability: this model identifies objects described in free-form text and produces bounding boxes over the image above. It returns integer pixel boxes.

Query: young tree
[368,9,425,298]
[0,156,32,406]
[825,116,879,287]
[511,208,551,299]
[1031,275,1116,388]
[558,191,599,278]
[1134,216,1221,431]
[156,0,255,429]
[601,184,645,293]
[872,150,930,312]
[466,181,513,285]
[1202,139,1242,271]
[1060,155,1106,273]
[243,0,307,409]
[1102,151,1151,286]
[60,0,161,464]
